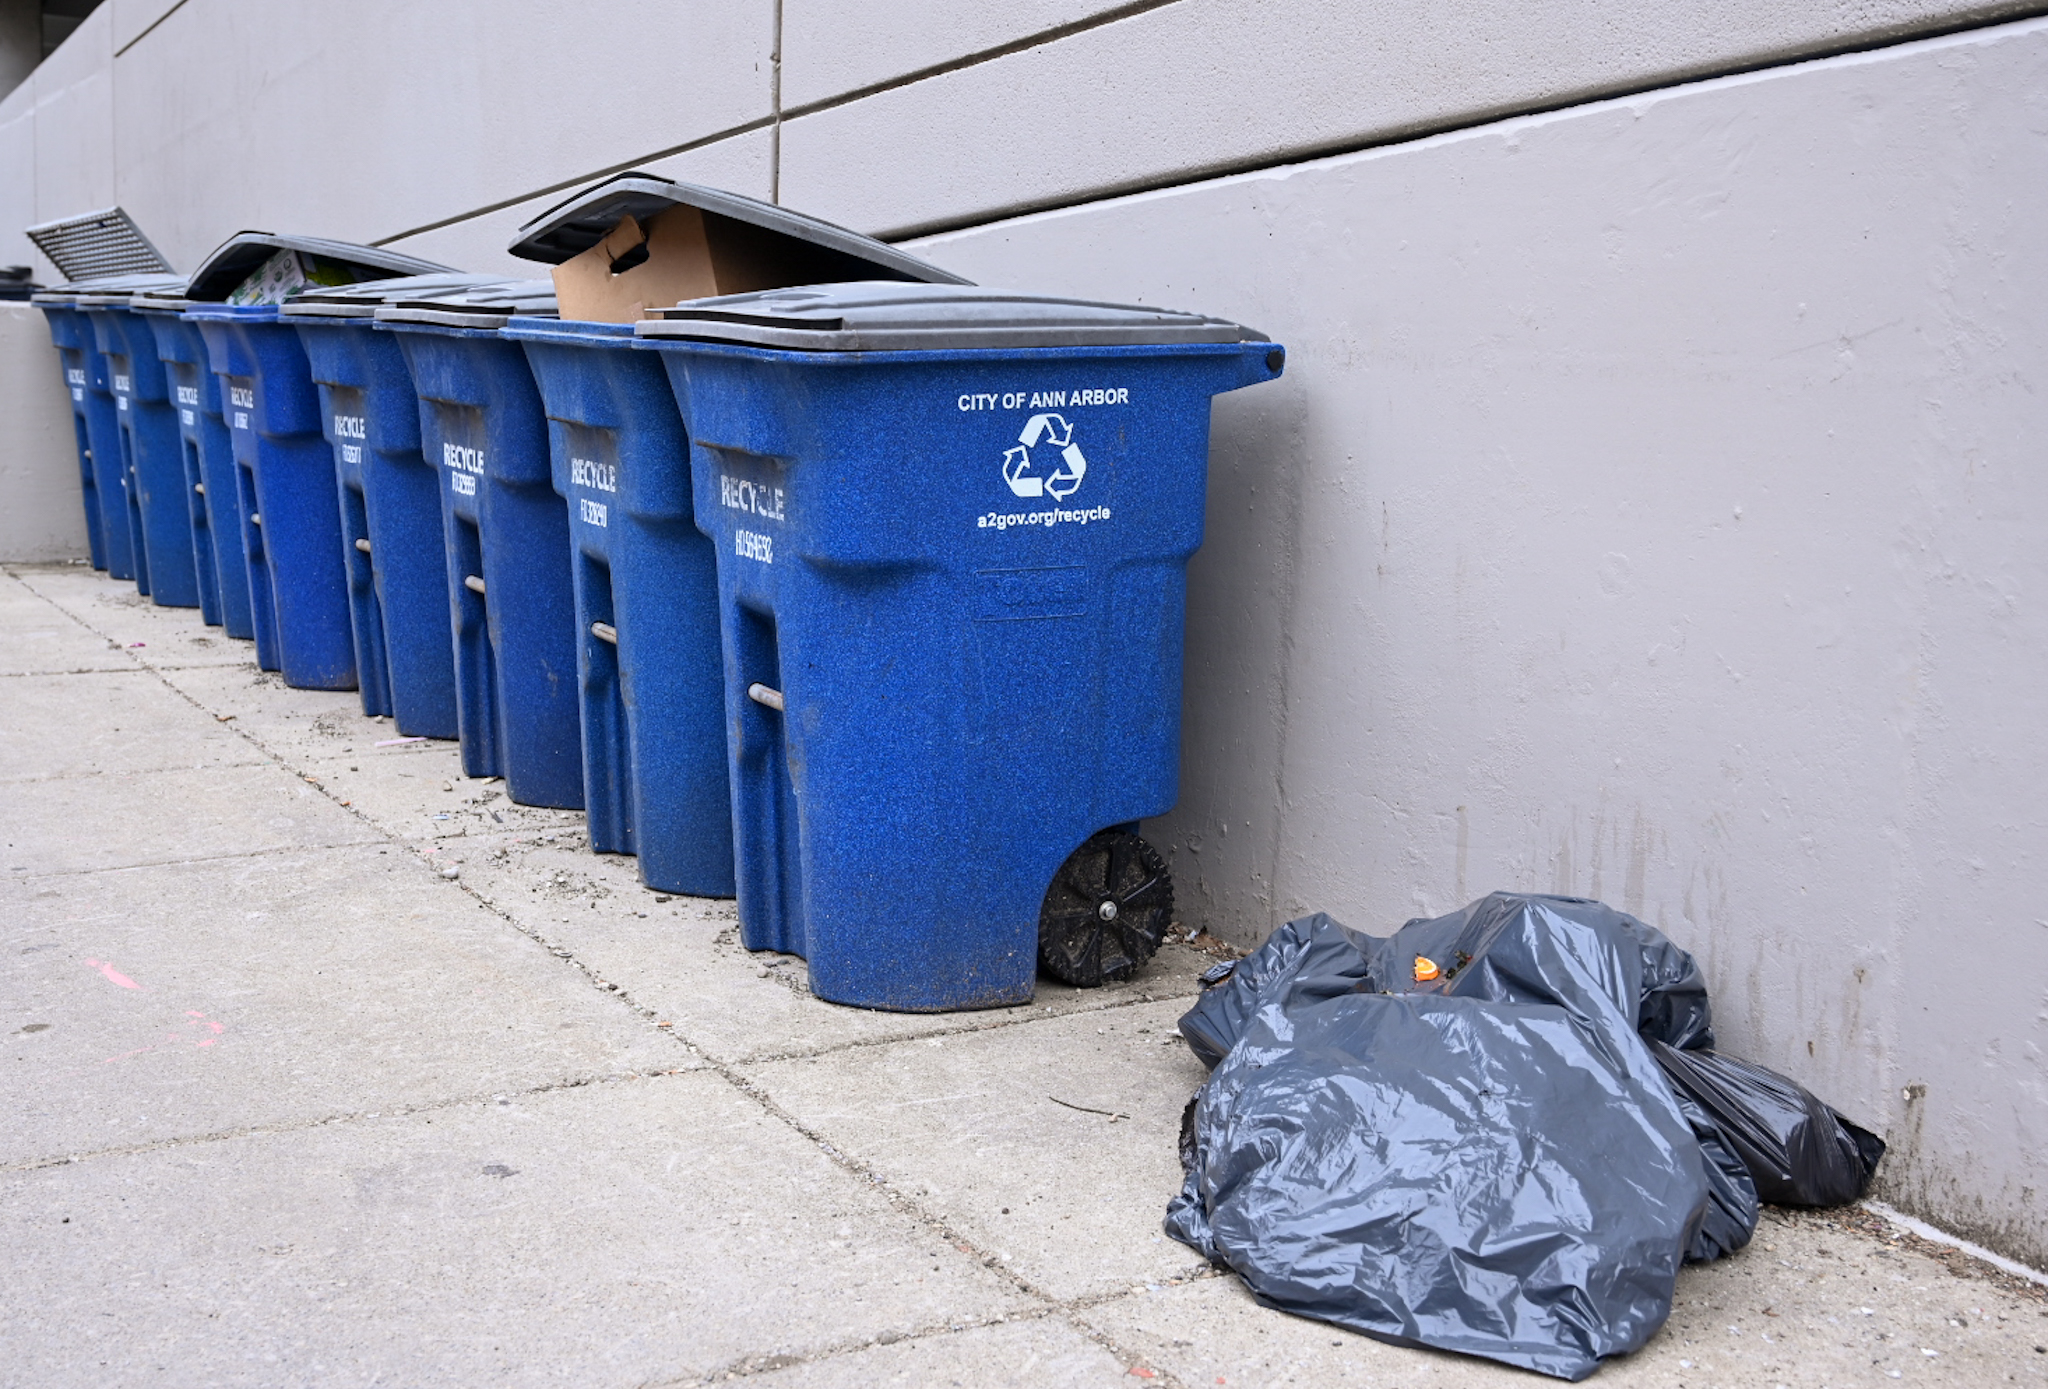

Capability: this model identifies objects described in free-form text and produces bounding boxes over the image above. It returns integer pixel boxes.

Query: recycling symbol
[1001,413,1088,500]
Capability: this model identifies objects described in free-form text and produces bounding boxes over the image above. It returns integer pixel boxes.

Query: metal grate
[25,207,171,281]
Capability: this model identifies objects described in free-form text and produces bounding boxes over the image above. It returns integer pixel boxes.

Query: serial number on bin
[579,498,608,527]
[735,528,773,564]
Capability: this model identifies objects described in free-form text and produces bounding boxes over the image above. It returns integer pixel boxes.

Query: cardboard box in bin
[513,172,971,324]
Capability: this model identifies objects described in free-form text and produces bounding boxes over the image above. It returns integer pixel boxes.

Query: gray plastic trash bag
[1167,893,1752,1380]
[1651,1041,1885,1207]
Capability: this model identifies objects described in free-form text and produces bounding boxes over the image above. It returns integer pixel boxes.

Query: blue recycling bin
[284,274,499,735]
[32,285,132,578]
[78,280,203,609]
[504,318,729,889]
[498,172,969,894]
[637,284,1284,1011]
[133,282,255,639]
[183,233,450,688]
[376,282,584,808]
[185,303,354,684]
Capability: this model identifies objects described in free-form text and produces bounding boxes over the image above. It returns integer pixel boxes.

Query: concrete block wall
[1,0,2041,1265]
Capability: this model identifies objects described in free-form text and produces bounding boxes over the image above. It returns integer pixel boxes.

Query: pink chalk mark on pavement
[98,1011,227,1065]
[82,958,142,990]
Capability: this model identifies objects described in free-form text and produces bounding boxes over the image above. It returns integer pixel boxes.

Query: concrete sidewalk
[3,559,2043,1388]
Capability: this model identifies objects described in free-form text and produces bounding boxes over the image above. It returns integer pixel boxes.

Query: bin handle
[249,512,261,526]
[354,538,372,555]
[591,621,617,645]
[747,683,784,712]
[463,574,486,596]
[193,482,204,495]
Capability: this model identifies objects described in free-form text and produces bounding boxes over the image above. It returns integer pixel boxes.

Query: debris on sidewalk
[1166,891,1885,1381]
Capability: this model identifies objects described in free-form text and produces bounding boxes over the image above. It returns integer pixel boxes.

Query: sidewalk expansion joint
[7,837,379,882]
[725,988,1198,1068]
[693,1053,1086,1313]
[0,664,153,679]
[0,756,276,789]
[0,1070,691,1177]
[638,1296,1208,1388]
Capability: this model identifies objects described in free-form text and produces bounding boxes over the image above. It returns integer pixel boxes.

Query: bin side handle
[747,683,784,712]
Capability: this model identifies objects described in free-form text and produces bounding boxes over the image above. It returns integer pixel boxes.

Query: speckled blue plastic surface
[187,305,355,688]
[296,318,461,737]
[82,304,201,609]
[505,317,734,897]
[380,321,582,807]
[140,308,254,639]
[295,319,393,718]
[639,335,1281,1011]
[38,303,129,578]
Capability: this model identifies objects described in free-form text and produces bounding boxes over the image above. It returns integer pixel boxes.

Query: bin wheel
[1038,829,1173,987]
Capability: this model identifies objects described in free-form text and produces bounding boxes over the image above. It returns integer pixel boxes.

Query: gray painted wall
[0,301,86,559]
[0,0,2041,1265]
[914,18,2048,1267]
[4,0,2040,271]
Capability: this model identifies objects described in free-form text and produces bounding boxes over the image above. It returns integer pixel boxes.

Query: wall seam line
[368,2,2047,253]
[367,117,778,248]
[113,0,193,58]
[367,0,1185,247]
[770,0,783,204]
[872,1,2048,242]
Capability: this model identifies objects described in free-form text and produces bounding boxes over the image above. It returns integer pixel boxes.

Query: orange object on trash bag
[1413,955,1440,982]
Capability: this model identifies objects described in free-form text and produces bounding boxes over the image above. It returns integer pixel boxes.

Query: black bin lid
[129,280,194,312]
[506,172,970,286]
[184,233,453,302]
[372,280,559,330]
[634,282,1269,352]
[71,273,188,307]
[281,273,520,320]
[34,272,184,308]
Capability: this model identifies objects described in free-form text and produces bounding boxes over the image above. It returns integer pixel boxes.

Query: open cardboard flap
[552,205,912,324]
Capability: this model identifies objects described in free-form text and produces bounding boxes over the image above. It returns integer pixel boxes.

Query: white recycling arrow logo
[1001,413,1088,500]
